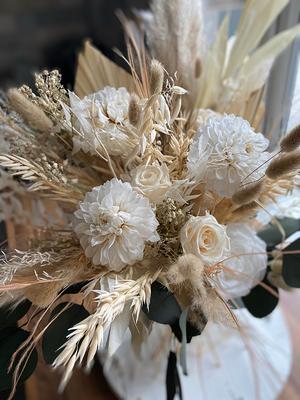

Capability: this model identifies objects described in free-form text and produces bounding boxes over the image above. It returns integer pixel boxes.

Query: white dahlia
[187,114,270,196]
[65,87,136,158]
[217,223,267,298]
[73,178,159,271]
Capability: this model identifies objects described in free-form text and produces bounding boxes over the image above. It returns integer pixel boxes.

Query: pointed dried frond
[74,41,135,98]
[232,24,300,105]
[225,0,289,77]
[197,15,229,108]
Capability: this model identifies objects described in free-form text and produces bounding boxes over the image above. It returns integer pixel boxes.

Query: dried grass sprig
[128,94,142,126]
[8,89,53,132]
[280,124,300,153]
[0,154,84,204]
[232,180,264,205]
[52,270,161,390]
[150,59,164,95]
[265,149,300,179]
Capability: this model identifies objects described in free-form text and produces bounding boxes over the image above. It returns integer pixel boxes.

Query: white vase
[100,307,292,400]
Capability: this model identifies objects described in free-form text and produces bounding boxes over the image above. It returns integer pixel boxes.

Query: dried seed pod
[266,149,300,179]
[128,94,141,126]
[232,180,264,205]
[280,125,300,152]
[8,88,53,132]
[150,59,164,95]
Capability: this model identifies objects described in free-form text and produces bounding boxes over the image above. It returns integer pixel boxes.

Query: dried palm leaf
[236,24,300,100]
[74,41,135,98]
[225,0,289,78]
[197,16,229,109]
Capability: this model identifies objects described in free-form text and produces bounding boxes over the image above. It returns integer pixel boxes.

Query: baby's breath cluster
[20,70,68,122]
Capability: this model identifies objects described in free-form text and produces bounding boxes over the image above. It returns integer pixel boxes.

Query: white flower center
[90,206,126,237]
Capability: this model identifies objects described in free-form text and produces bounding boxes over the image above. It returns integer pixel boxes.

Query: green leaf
[282,238,300,287]
[42,302,89,364]
[0,301,31,330]
[142,282,182,325]
[171,319,203,343]
[242,274,279,318]
[0,327,38,391]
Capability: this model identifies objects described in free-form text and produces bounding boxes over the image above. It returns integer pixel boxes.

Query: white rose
[180,214,230,264]
[130,164,172,204]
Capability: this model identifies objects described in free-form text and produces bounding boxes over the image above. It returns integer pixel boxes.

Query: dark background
[0,0,149,89]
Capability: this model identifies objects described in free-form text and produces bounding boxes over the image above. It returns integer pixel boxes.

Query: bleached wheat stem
[53,270,160,390]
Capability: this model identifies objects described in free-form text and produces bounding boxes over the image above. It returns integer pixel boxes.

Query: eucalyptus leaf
[42,302,89,364]
[282,238,300,287]
[242,274,279,318]
[0,327,38,391]
[258,218,300,250]
[0,300,31,330]
[142,282,181,325]
[171,319,202,343]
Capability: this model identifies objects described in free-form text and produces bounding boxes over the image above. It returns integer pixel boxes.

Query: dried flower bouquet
[1,0,300,398]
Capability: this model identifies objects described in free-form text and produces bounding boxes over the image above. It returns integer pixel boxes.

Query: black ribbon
[166,351,182,400]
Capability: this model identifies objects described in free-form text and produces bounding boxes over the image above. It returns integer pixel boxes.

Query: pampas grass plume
[232,180,264,205]
[8,88,53,132]
[266,149,300,179]
[280,124,300,152]
[150,59,164,95]
[128,94,141,126]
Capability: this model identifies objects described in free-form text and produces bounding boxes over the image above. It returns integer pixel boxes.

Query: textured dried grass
[8,89,53,132]
[280,124,300,152]
[232,180,264,205]
[150,59,164,95]
[266,150,300,179]
[128,94,141,126]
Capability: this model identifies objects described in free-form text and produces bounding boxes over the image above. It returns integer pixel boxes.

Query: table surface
[23,290,300,400]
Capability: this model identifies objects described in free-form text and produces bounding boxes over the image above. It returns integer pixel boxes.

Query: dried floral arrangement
[1,0,300,398]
